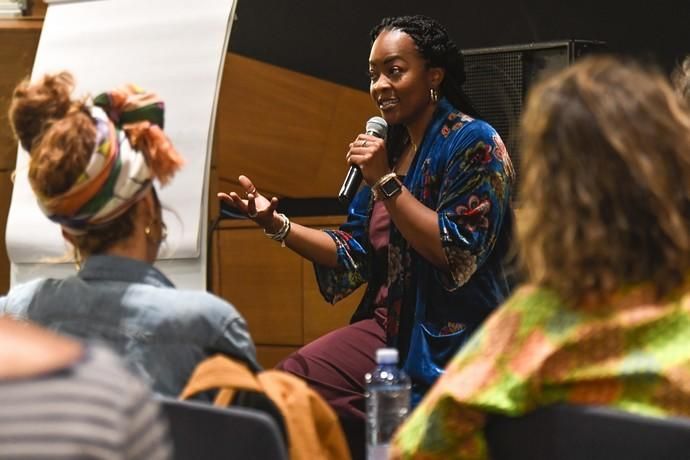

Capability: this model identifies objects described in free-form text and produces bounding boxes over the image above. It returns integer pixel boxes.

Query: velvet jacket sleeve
[431,118,514,292]
[313,188,374,304]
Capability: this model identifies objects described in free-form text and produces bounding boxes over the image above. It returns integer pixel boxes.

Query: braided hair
[370,15,478,162]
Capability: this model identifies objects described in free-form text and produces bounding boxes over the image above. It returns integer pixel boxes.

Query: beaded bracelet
[264,213,291,247]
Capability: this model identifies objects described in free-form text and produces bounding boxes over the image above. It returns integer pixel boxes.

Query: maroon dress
[276,200,392,459]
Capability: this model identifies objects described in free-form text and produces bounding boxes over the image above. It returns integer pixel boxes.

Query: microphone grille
[365,116,388,139]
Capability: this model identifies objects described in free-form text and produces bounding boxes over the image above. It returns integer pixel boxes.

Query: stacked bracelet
[264,213,291,247]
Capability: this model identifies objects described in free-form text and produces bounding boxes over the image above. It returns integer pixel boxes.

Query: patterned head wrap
[37,84,184,234]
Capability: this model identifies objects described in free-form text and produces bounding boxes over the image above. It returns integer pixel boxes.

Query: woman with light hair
[392,55,690,459]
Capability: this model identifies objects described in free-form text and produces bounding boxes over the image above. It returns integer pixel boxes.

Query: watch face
[381,176,402,197]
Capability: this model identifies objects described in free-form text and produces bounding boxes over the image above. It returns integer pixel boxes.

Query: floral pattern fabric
[392,281,690,459]
[313,98,515,396]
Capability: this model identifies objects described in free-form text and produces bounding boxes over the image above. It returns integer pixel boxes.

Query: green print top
[391,280,690,459]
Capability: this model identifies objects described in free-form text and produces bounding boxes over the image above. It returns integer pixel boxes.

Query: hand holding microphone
[338,116,388,204]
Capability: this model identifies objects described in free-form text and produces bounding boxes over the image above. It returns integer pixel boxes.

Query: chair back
[159,397,288,460]
[486,404,690,460]
[180,354,351,460]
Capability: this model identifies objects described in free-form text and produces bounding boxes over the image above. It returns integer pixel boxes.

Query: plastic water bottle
[365,348,411,460]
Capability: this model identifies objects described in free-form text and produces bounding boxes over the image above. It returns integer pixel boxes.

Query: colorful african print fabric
[391,281,690,460]
[313,98,515,400]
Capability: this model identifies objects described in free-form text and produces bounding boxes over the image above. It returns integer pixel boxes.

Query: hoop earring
[430,88,439,103]
[145,220,166,244]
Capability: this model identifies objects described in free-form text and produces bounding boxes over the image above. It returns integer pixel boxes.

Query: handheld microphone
[338,116,388,204]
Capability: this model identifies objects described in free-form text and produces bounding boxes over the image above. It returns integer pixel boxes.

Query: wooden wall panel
[213,224,304,345]
[208,165,220,227]
[300,222,364,344]
[256,345,299,369]
[302,261,364,344]
[0,26,41,170]
[0,24,41,292]
[214,53,375,198]
[28,1,47,17]
[0,172,12,294]
[211,217,361,352]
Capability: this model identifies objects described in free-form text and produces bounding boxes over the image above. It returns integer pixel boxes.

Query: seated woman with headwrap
[1,72,260,396]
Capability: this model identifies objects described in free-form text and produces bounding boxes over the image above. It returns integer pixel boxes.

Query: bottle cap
[376,348,398,364]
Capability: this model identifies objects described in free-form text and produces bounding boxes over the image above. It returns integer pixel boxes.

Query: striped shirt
[0,345,171,459]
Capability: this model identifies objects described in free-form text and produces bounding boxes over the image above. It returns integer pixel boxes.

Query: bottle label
[367,443,389,460]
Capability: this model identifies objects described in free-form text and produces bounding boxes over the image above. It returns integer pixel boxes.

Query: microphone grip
[338,127,382,204]
[338,166,362,204]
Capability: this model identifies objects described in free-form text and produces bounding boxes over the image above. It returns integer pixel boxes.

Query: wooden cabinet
[209,216,366,368]
[0,19,42,294]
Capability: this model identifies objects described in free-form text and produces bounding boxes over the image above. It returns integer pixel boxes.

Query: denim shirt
[0,255,259,396]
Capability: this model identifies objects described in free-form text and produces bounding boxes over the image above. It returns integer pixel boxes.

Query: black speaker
[462,40,606,189]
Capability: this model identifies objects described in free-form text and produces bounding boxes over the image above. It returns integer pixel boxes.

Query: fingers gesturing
[217,175,279,227]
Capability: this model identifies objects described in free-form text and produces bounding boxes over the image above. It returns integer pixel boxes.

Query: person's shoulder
[7,277,49,296]
[165,288,235,308]
[453,115,499,140]
[466,285,568,351]
[0,278,49,313]
[149,287,241,321]
[439,112,515,175]
[437,112,500,149]
[501,284,568,317]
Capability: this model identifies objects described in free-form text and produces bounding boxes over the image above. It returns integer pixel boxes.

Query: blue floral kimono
[315,98,515,399]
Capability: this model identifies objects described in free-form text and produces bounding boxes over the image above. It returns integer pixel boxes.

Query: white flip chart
[6,0,237,289]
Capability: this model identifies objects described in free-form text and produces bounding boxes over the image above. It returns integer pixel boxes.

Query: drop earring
[430,88,439,103]
[73,247,82,271]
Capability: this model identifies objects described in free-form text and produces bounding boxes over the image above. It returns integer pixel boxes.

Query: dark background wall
[229,0,690,91]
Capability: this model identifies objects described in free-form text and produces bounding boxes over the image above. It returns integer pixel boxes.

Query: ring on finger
[247,210,258,218]
[361,140,368,147]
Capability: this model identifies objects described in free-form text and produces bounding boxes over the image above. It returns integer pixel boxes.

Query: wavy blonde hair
[672,55,690,104]
[518,55,690,304]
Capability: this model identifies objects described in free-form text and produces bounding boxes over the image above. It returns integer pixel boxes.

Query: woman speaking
[219,14,515,456]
